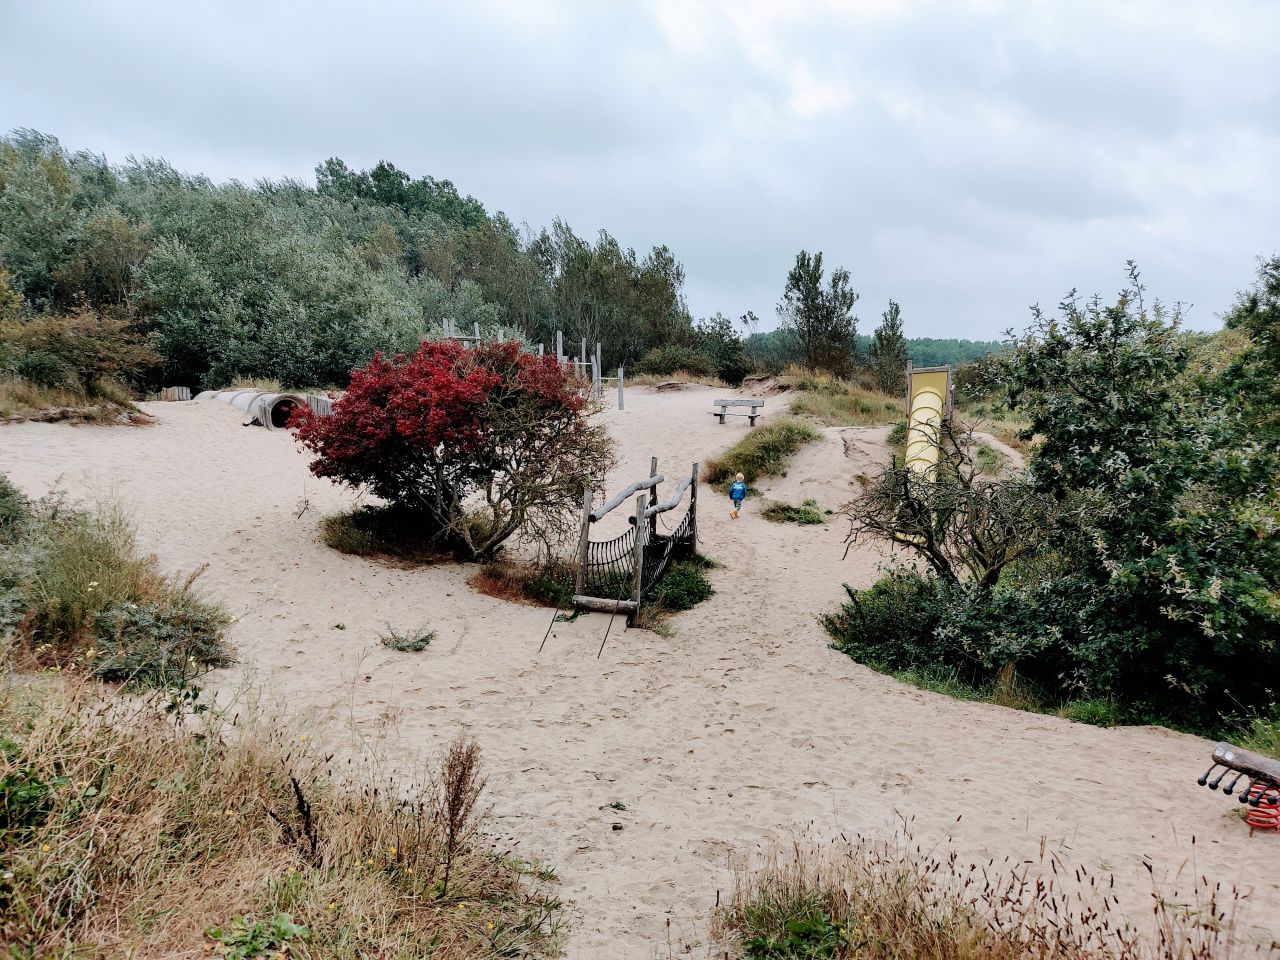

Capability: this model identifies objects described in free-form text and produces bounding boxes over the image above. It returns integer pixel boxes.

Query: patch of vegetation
[467,559,574,608]
[704,418,821,488]
[1240,707,1280,759]
[207,913,308,959]
[713,829,1248,959]
[0,303,156,423]
[634,344,717,379]
[320,506,455,564]
[650,560,714,612]
[0,484,232,687]
[787,378,899,428]
[762,498,827,525]
[378,624,435,652]
[0,679,563,956]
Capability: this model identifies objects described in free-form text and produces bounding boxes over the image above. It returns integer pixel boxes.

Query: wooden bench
[711,398,765,426]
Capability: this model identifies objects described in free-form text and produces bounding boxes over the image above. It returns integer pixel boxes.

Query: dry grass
[628,370,725,388]
[467,560,574,608]
[0,676,563,958]
[0,375,146,424]
[956,401,1034,452]
[2,490,232,688]
[710,827,1272,959]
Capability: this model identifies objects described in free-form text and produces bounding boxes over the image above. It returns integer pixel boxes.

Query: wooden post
[690,461,699,553]
[649,457,659,509]
[556,330,564,363]
[474,322,481,341]
[629,494,646,622]
[498,329,505,344]
[574,485,592,596]
[537,343,544,357]
[617,366,624,410]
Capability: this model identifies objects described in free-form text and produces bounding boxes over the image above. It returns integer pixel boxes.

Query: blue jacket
[729,481,747,502]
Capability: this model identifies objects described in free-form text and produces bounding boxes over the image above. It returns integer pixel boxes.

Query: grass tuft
[761,498,827,525]
[378,625,436,652]
[704,418,821,488]
[467,560,574,608]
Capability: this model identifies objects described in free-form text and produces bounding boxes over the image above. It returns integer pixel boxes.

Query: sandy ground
[2,385,1277,956]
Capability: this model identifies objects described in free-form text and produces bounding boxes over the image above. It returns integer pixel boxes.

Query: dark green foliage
[524,565,574,608]
[0,474,26,543]
[762,499,826,525]
[92,595,233,687]
[651,560,714,611]
[0,735,70,834]
[0,129,698,389]
[833,264,1280,734]
[695,312,753,384]
[776,251,860,375]
[206,914,309,959]
[704,418,821,485]
[745,330,1001,374]
[634,344,716,379]
[745,913,842,958]
[867,300,908,394]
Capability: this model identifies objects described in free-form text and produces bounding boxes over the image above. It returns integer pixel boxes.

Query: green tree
[776,250,859,374]
[868,299,908,393]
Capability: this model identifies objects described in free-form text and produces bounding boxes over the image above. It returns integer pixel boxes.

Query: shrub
[0,474,26,542]
[634,344,716,379]
[0,494,232,686]
[704,418,821,487]
[0,307,158,395]
[762,498,826,525]
[788,381,899,427]
[467,560,574,608]
[295,340,614,561]
[651,560,714,612]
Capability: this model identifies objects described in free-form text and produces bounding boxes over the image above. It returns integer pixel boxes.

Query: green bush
[652,560,714,611]
[93,594,233,687]
[0,474,26,543]
[762,498,827,525]
[704,418,821,487]
[0,493,233,686]
[634,345,716,379]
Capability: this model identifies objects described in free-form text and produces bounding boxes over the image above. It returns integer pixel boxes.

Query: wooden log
[1211,742,1280,785]
[629,495,646,619]
[574,485,592,595]
[571,595,638,614]
[645,475,692,518]
[591,474,665,521]
[689,461,699,551]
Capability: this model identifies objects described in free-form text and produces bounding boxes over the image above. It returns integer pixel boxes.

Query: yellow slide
[904,365,951,478]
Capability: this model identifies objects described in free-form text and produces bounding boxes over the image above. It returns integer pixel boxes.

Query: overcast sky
[2,0,1277,338]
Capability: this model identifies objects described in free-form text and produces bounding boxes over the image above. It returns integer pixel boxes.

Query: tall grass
[0,678,563,957]
[0,374,141,424]
[713,829,1265,959]
[1,487,231,687]
[704,418,821,487]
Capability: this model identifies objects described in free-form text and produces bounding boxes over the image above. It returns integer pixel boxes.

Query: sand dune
[2,385,1276,957]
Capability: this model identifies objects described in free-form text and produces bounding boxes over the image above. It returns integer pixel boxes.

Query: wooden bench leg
[748,415,757,426]
[717,413,726,424]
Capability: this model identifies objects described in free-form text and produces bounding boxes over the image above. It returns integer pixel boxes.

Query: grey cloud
[1,0,1276,338]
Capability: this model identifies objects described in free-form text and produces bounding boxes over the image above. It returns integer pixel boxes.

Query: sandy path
[2,387,1277,956]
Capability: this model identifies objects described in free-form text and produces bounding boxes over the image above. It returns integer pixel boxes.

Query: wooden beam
[591,474,665,521]
[1211,742,1280,785]
[572,595,638,614]
[644,476,692,518]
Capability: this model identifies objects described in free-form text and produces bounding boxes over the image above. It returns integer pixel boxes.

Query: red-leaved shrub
[293,340,614,559]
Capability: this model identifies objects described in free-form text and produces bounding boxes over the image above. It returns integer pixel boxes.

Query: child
[729,472,747,519]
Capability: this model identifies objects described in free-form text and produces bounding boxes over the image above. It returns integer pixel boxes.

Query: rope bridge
[572,459,699,623]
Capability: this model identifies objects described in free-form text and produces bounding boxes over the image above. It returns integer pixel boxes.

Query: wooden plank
[714,398,765,407]
[572,595,638,613]
[1211,742,1280,785]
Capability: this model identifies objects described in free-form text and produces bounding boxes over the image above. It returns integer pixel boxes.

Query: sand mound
[2,387,1275,957]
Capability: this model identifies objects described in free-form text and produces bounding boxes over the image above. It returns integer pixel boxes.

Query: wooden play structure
[570,458,699,625]
[1197,741,1280,831]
